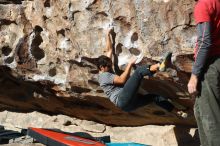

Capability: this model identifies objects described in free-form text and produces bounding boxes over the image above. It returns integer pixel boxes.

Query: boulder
[0,0,197,126]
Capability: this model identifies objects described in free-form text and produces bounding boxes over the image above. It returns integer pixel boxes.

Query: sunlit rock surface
[0,0,197,126]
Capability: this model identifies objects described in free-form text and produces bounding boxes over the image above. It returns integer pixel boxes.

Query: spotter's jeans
[194,57,220,146]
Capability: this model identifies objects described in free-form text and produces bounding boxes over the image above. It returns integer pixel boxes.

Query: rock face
[0,0,197,126]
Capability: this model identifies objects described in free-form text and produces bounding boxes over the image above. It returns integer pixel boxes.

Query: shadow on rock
[0,125,26,144]
[174,126,200,146]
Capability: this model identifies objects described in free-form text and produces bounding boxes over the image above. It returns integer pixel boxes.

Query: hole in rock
[5,56,14,64]
[131,32,138,42]
[116,43,123,55]
[31,47,45,61]
[56,29,65,37]
[56,58,61,64]
[2,46,12,56]
[48,67,57,77]
[0,19,16,25]
[44,0,50,7]
[34,25,43,33]
[63,16,68,20]
[43,15,48,21]
[49,62,54,66]
[63,121,72,126]
[31,26,45,61]
[129,47,140,56]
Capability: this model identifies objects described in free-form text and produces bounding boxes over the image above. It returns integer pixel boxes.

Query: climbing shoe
[159,51,172,72]
[177,111,188,119]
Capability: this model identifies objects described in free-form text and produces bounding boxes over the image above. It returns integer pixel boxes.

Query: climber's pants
[115,65,174,112]
[116,65,153,109]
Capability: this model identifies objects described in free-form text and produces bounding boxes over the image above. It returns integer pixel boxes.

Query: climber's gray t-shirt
[98,72,122,104]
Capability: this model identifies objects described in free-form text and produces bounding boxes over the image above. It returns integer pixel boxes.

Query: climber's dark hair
[97,55,112,70]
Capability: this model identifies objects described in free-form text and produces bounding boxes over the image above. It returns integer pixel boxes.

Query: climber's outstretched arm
[105,29,113,60]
